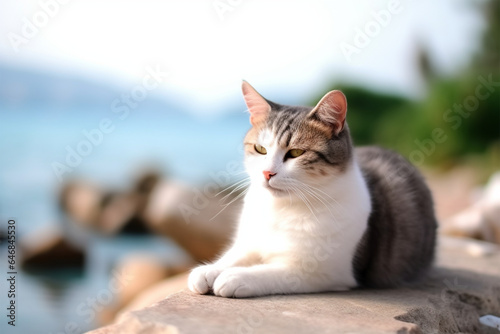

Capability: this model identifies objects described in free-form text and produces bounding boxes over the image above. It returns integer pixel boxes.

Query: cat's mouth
[264,183,286,196]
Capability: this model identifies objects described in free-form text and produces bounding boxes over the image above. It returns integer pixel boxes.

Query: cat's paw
[213,268,256,298]
[188,265,223,295]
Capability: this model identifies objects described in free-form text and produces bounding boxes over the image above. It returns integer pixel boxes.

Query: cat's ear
[308,90,347,136]
[242,81,271,126]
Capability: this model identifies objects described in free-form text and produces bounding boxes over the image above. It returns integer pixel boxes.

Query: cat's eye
[254,144,267,155]
[288,149,305,158]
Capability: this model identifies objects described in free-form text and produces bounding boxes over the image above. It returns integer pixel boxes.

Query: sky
[0,0,486,114]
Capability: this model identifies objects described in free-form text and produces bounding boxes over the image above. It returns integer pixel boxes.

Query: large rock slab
[88,237,500,334]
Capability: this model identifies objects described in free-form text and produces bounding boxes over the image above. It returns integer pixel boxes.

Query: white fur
[188,129,371,297]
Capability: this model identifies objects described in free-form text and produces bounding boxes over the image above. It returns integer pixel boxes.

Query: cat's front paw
[188,265,223,295]
[213,268,256,298]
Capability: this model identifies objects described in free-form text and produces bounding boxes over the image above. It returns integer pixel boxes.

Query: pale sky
[0,0,485,114]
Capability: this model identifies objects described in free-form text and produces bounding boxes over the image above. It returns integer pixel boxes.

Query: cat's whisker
[283,184,295,209]
[301,193,320,224]
[296,181,345,219]
[296,180,337,203]
[298,184,329,203]
[219,181,250,203]
[215,177,250,197]
[210,188,248,221]
[222,186,249,207]
[284,179,331,207]
[299,186,337,220]
[283,180,335,224]
[232,170,249,176]
[297,189,321,223]
[299,183,341,219]
[218,177,250,194]
[289,184,320,224]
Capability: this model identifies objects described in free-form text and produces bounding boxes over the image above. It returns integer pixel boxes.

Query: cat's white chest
[237,197,293,254]
[240,187,344,255]
[233,164,371,290]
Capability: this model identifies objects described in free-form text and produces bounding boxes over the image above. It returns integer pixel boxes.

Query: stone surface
[88,237,500,334]
[97,256,191,325]
[114,273,189,323]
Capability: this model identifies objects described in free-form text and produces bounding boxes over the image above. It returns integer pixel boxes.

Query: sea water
[0,105,249,333]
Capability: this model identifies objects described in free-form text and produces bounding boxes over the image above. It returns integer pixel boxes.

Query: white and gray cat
[188,81,437,298]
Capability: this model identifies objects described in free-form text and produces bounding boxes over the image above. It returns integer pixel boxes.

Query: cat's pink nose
[263,171,276,180]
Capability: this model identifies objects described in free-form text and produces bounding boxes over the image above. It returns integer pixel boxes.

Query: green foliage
[311,0,499,168]
[312,76,499,167]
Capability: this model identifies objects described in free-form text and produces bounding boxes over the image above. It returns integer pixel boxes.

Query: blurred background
[0,0,498,333]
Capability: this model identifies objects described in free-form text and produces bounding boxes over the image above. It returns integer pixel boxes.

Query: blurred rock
[92,176,245,323]
[97,192,148,235]
[143,179,241,262]
[425,166,480,221]
[60,169,243,262]
[116,171,162,235]
[115,273,188,322]
[439,235,500,257]
[59,181,101,230]
[442,171,500,244]
[97,254,191,325]
[0,229,6,244]
[60,171,162,235]
[21,227,85,270]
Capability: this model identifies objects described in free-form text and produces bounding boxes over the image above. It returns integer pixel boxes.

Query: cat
[188,81,437,298]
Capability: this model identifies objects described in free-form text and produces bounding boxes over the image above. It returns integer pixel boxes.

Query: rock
[97,255,192,325]
[0,228,6,243]
[115,273,188,321]
[59,180,102,230]
[480,315,500,331]
[443,171,500,244]
[60,171,241,262]
[21,227,85,270]
[60,171,162,236]
[143,179,241,262]
[425,166,480,221]
[87,236,500,334]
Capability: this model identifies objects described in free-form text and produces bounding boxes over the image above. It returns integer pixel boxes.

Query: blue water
[0,104,251,333]
[0,105,250,233]
[0,235,190,333]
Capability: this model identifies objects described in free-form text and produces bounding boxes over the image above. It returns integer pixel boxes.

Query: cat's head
[242,81,353,197]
